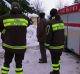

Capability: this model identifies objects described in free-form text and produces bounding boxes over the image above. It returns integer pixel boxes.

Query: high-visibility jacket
[45,19,64,51]
[0,13,30,52]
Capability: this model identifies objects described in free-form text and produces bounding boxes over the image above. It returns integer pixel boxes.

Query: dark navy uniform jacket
[0,12,30,52]
[45,16,64,52]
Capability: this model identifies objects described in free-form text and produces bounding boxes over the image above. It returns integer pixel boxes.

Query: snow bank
[27,25,39,47]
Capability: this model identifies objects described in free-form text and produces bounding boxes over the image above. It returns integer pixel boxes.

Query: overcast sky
[42,0,75,15]
[30,0,75,15]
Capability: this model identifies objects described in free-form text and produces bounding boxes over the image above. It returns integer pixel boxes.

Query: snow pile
[27,25,39,47]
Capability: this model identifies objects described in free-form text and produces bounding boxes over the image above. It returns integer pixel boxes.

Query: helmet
[39,12,45,18]
[50,8,58,16]
[11,2,21,10]
[11,2,22,13]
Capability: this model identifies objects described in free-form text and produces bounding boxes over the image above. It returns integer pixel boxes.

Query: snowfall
[0,25,80,74]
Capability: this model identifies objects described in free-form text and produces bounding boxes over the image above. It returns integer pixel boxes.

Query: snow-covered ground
[0,47,80,74]
[0,25,80,74]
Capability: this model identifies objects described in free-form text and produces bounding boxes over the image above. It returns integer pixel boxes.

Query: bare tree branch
[30,0,44,14]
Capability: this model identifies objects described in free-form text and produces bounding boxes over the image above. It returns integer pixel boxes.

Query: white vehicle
[58,3,80,55]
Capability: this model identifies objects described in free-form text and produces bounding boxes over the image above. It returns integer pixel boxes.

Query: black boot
[39,58,42,61]
[39,58,47,63]
[50,71,60,74]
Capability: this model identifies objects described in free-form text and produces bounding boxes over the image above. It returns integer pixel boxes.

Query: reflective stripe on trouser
[52,63,60,71]
[1,66,9,74]
[16,68,23,74]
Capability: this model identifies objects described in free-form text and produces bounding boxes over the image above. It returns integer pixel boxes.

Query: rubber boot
[50,70,60,74]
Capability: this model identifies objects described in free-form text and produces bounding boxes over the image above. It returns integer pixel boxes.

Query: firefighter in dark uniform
[0,2,30,74]
[45,8,64,74]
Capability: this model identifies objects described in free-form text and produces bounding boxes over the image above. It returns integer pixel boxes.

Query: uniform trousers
[39,42,47,61]
[49,50,62,64]
[49,49,62,72]
[3,50,25,68]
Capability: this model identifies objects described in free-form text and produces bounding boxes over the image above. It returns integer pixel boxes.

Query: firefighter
[37,12,47,63]
[45,8,64,74]
[0,2,30,74]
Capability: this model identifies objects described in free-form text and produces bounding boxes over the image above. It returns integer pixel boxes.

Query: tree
[30,0,45,14]
[6,0,36,13]
[0,0,36,16]
[0,0,10,16]
[56,0,64,10]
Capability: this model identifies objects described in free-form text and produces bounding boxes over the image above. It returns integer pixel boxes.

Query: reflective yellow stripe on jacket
[52,23,64,31]
[2,43,27,49]
[49,45,64,49]
[3,18,28,27]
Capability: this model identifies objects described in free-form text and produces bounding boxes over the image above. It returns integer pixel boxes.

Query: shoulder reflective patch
[52,23,64,31]
[3,18,28,27]
[2,29,6,34]
[44,43,50,46]
[46,25,50,35]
